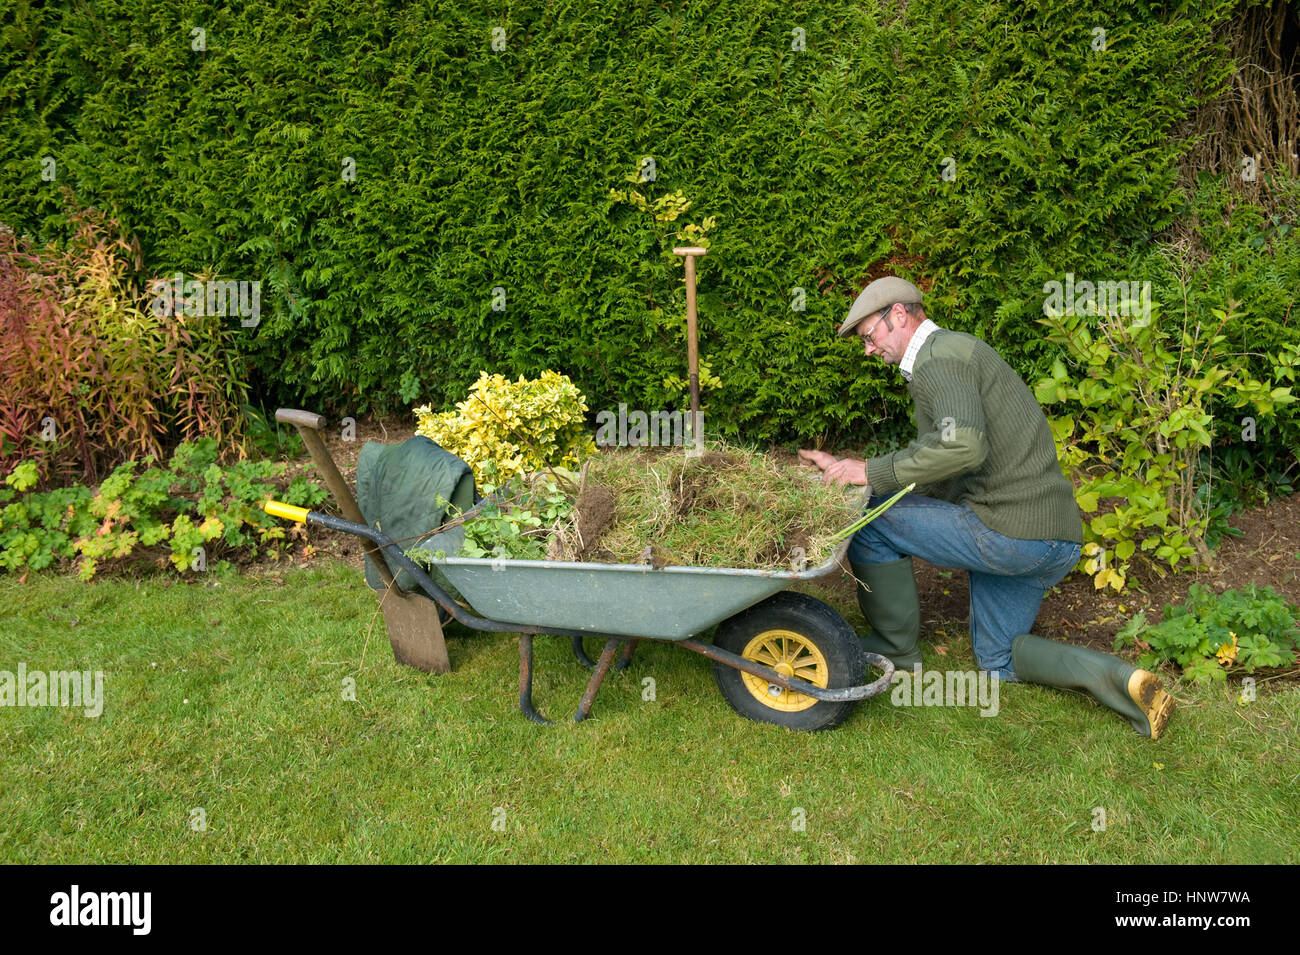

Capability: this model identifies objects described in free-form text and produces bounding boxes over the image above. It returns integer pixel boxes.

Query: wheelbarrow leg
[572,636,638,672]
[574,638,621,722]
[571,635,598,669]
[518,632,552,725]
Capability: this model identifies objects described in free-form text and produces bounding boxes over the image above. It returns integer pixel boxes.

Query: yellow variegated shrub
[414,371,596,486]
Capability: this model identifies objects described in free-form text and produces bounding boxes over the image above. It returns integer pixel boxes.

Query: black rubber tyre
[711,591,866,731]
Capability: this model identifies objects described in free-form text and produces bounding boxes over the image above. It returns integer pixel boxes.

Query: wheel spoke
[789,648,816,668]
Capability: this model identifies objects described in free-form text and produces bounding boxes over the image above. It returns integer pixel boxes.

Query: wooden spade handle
[275,407,396,589]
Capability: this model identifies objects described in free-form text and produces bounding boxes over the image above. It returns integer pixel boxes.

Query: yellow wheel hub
[739,628,829,713]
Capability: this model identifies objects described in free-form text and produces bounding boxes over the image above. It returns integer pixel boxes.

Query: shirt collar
[900,319,941,381]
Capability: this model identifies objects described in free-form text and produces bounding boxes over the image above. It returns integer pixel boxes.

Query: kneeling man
[800,276,1174,739]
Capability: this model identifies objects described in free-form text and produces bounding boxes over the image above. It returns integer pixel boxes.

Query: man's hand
[798,449,870,488]
[797,449,837,470]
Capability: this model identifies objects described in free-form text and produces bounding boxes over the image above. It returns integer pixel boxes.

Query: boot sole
[1128,669,1175,740]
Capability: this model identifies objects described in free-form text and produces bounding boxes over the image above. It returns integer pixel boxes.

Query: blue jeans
[848,494,1082,680]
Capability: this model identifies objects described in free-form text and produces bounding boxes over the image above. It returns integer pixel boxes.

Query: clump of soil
[572,483,615,559]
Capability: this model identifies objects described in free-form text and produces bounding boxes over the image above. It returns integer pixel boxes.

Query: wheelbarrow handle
[262,503,577,638]
[274,408,361,523]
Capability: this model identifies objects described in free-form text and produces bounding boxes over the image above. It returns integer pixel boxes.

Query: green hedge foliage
[4,0,1296,448]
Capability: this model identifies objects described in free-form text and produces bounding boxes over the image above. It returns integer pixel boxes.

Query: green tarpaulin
[355,436,476,594]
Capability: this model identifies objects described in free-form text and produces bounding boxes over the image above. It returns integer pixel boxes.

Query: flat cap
[837,276,924,337]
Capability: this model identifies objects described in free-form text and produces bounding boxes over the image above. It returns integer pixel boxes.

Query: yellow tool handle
[264,500,310,523]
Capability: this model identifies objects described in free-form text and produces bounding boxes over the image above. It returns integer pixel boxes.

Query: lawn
[2,560,1297,864]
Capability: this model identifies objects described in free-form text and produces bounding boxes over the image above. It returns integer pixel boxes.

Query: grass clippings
[548,445,860,569]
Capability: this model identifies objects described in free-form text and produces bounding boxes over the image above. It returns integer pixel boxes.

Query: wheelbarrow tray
[427,539,851,640]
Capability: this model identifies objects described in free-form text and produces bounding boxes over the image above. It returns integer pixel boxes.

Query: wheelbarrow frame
[268,407,894,727]
[269,505,896,725]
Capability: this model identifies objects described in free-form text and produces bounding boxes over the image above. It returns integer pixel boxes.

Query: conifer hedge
[4,0,1295,446]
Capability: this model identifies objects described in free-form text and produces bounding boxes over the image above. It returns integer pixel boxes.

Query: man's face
[856,304,909,365]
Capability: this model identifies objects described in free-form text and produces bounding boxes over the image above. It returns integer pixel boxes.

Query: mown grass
[575,445,861,568]
[2,560,1297,864]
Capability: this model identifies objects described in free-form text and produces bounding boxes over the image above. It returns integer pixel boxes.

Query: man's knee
[848,527,904,563]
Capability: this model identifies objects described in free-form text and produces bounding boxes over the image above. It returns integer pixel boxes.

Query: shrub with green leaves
[449,475,575,561]
[414,371,595,485]
[0,438,326,579]
[1035,297,1297,592]
[1162,175,1300,511]
[1114,583,1300,683]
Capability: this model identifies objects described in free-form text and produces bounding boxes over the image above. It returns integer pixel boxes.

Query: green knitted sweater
[864,328,1083,544]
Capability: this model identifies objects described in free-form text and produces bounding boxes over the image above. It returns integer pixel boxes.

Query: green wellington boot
[849,557,922,669]
[1011,634,1175,739]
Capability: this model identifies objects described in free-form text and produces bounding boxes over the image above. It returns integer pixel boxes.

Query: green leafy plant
[414,371,595,485]
[398,371,423,405]
[0,478,95,573]
[0,439,326,579]
[1036,296,1298,591]
[1114,583,1300,682]
[241,403,305,461]
[454,475,575,561]
[405,474,576,566]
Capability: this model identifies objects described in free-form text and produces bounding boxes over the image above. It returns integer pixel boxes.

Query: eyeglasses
[857,308,891,347]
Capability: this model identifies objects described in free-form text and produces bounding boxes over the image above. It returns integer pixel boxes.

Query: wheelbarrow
[265,411,894,731]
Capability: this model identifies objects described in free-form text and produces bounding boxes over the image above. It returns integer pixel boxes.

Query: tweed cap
[837,276,924,337]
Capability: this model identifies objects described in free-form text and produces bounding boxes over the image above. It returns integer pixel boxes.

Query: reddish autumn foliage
[0,207,246,486]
